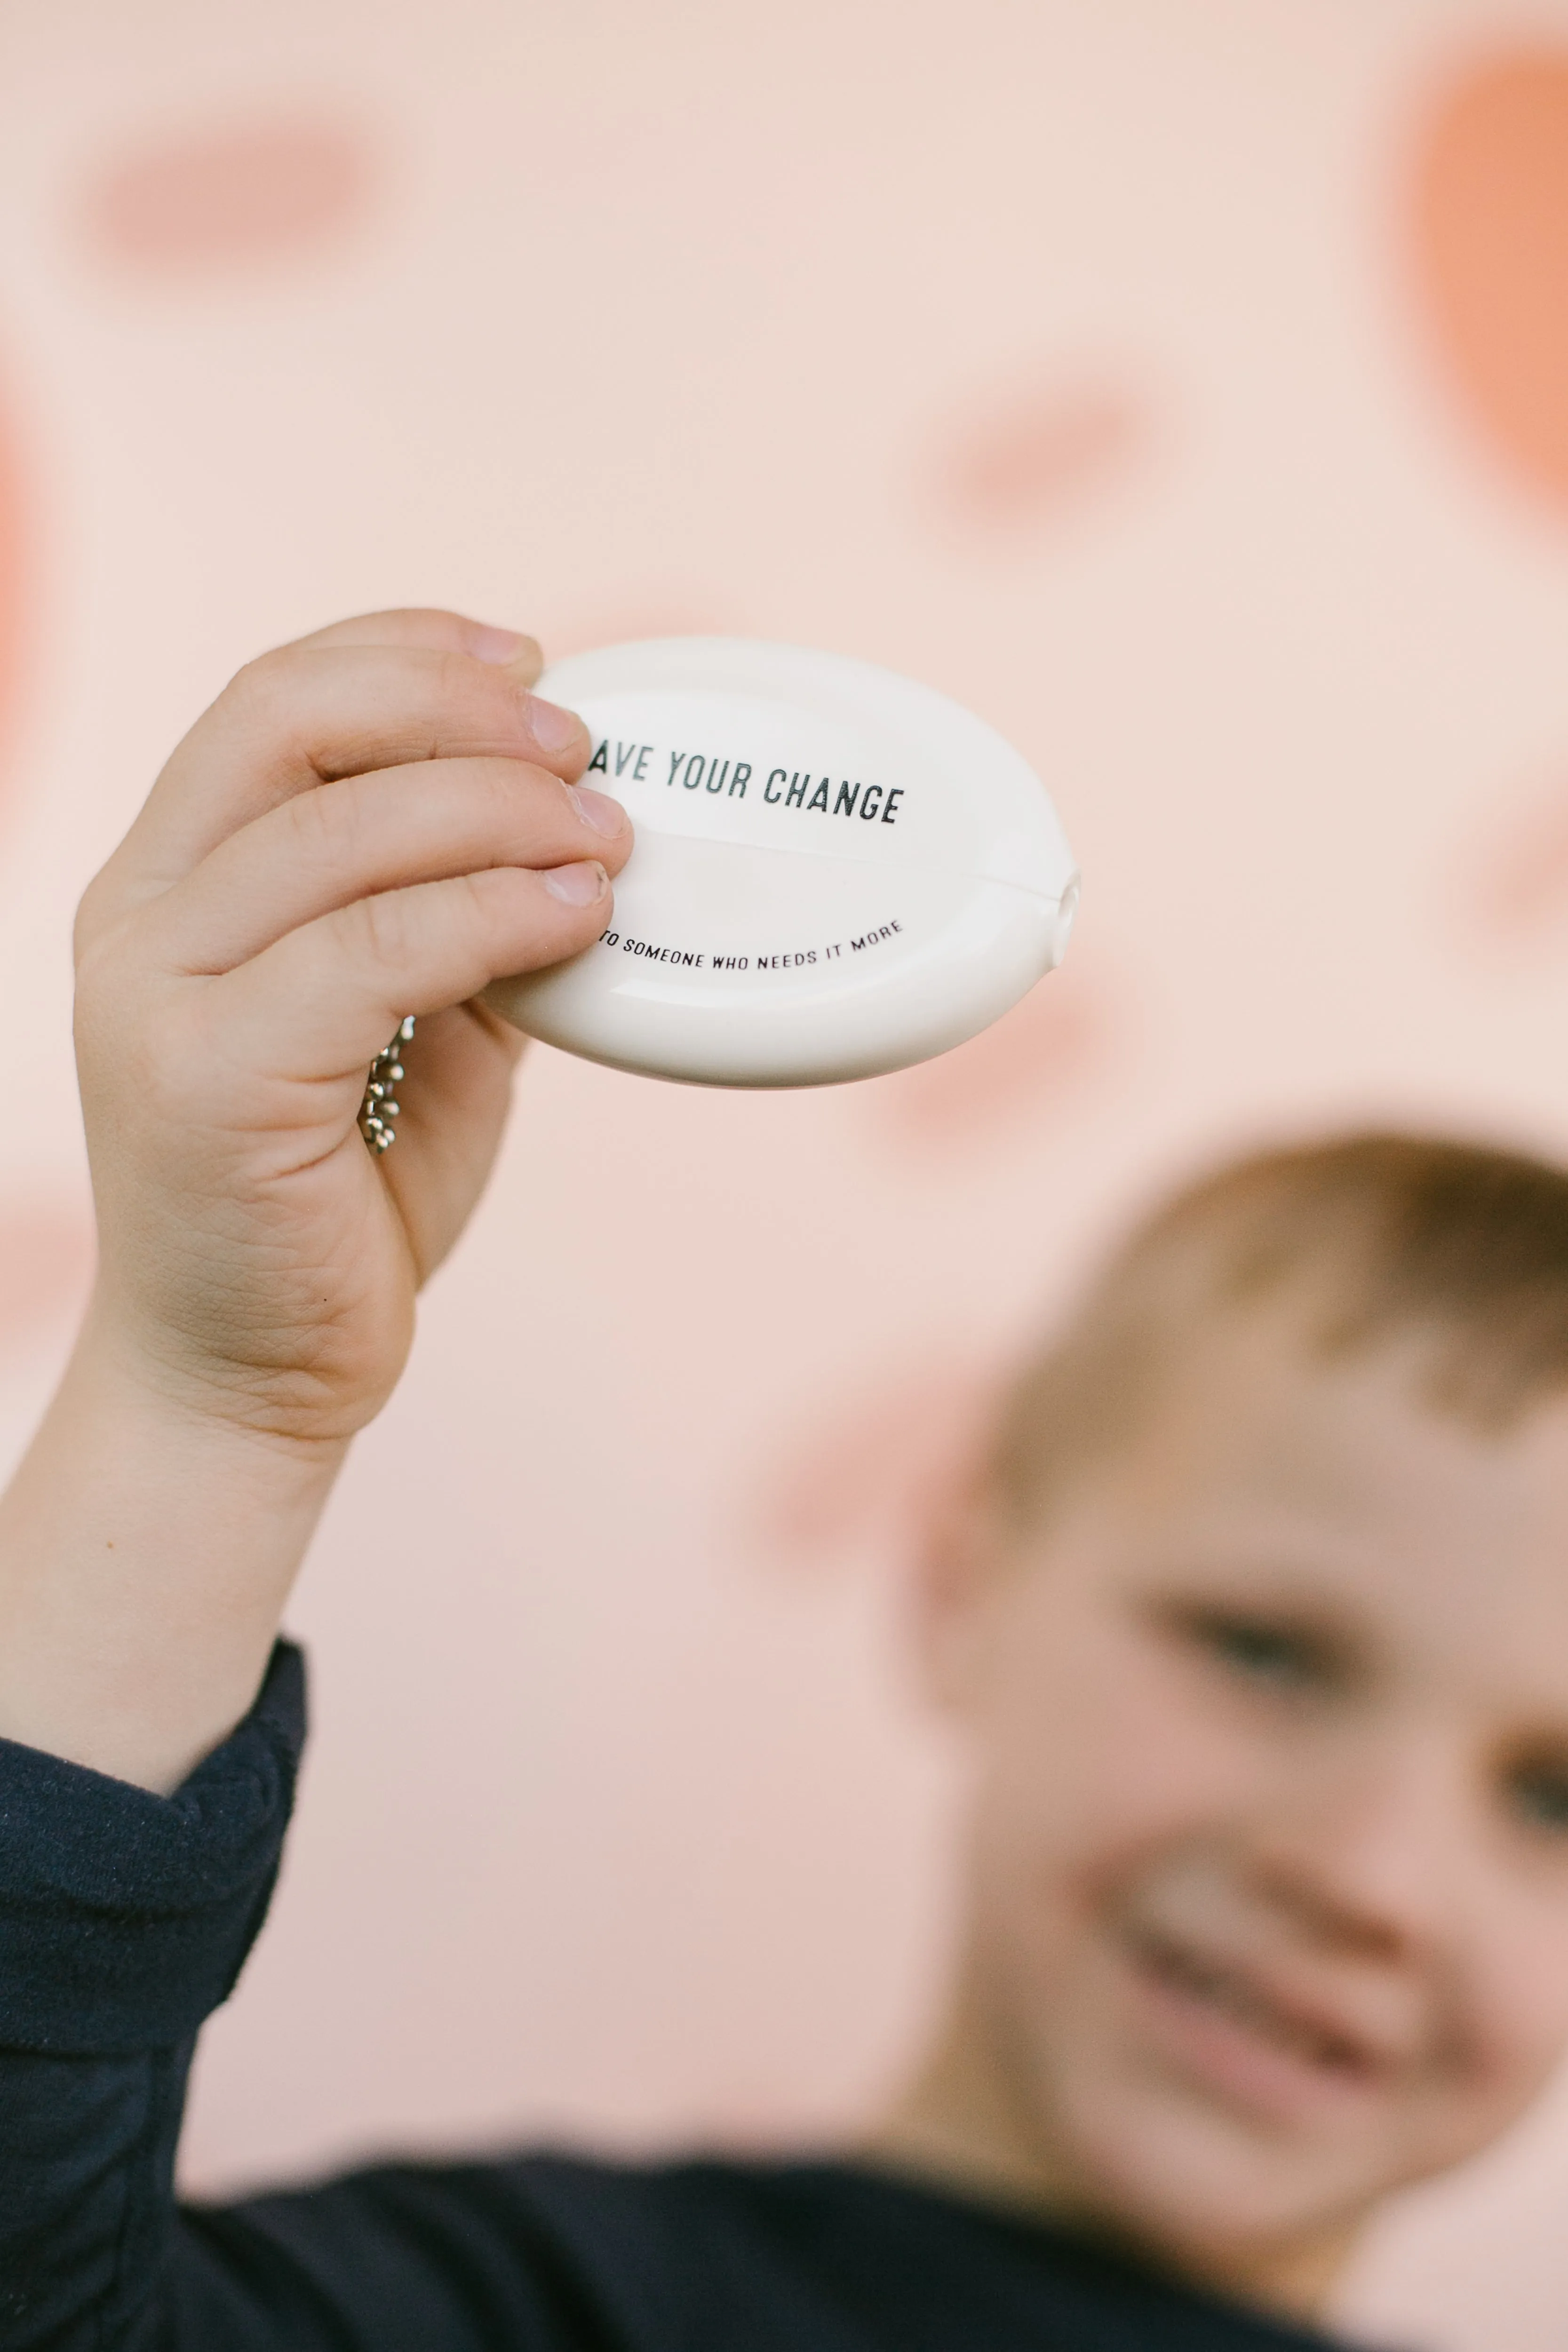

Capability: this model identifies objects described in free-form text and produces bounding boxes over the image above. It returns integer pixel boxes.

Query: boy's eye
[1176,1607,1339,1695]
[1504,1756,1568,1838]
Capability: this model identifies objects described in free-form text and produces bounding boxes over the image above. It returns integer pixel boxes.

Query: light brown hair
[990,1131,1568,1526]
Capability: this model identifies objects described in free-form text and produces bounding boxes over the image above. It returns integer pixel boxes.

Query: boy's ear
[910,1460,1015,1718]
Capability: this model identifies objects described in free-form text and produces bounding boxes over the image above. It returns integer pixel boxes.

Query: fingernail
[525,694,586,752]
[544,860,607,906]
[568,783,623,837]
[470,623,536,664]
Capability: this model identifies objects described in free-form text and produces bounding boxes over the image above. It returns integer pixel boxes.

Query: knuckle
[452,867,500,943]
[457,866,522,958]
[72,896,142,1032]
[430,647,500,738]
[221,650,297,745]
[285,775,361,875]
[72,924,118,1017]
[464,864,512,918]
[72,867,114,963]
[343,884,418,975]
[229,645,289,700]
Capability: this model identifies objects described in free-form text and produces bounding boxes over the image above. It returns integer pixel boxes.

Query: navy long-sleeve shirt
[0,1642,1354,2352]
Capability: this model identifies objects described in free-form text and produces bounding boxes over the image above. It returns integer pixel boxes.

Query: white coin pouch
[486,638,1079,1088]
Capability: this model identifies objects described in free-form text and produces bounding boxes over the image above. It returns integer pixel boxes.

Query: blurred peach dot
[79,114,373,277]
[752,1361,995,1570]
[1471,772,1568,946]
[938,380,1147,534]
[1413,49,1568,509]
[0,1199,93,1358]
[865,960,1110,1153]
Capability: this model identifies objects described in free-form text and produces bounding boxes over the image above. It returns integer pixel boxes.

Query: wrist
[79,1254,401,1450]
[74,1286,357,1473]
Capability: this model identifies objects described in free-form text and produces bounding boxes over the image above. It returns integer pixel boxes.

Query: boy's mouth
[1121,1922,1391,2120]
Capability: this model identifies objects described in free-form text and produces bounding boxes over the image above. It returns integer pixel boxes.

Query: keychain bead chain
[358,1017,414,1154]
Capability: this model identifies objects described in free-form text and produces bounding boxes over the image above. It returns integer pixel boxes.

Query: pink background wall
[3,3,1568,2342]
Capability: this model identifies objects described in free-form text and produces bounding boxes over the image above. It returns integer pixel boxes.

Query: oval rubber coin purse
[485,637,1080,1088]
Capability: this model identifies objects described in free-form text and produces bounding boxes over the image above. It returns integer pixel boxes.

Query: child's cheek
[977,1578,1265,1874]
[1455,1901,1568,2133]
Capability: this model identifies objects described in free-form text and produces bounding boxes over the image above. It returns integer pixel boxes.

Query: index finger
[95,616,579,912]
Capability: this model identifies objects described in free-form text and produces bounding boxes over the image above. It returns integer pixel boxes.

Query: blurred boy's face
[913,1310,1568,2306]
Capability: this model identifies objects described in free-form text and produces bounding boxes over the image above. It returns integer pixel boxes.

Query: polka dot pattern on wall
[751,1360,994,1570]
[78,113,374,278]
[936,379,1148,536]
[1472,774,1568,948]
[1412,49,1568,509]
[864,961,1110,1154]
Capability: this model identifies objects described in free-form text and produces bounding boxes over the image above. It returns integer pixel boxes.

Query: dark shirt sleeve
[0,1643,305,2350]
[0,1645,628,2352]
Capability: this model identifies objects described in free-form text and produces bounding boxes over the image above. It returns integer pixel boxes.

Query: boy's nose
[1245,1734,1480,1963]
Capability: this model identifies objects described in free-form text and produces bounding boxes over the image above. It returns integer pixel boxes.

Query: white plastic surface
[485,638,1079,1087]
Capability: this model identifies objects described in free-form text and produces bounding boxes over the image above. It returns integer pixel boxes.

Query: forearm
[0,1297,343,1792]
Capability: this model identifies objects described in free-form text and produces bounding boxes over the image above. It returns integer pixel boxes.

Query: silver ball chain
[358,1016,415,1154]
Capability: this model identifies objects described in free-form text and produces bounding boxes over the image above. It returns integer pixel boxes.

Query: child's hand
[72,607,629,1449]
